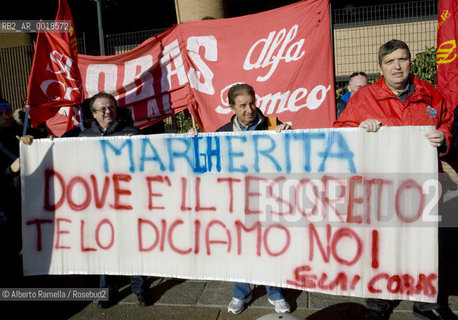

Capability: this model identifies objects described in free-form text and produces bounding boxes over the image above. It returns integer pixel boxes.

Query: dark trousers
[367,226,458,313]
[366,299,436,313]
[100,275,148,299]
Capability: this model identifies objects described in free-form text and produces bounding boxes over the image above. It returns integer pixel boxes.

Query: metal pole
[330,1,336,88]
[95,0,105,55]
[22,106,30,137]
[174,0,182,23]
[78,107,84,130]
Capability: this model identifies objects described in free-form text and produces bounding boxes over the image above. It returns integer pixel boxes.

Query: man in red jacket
[334,40,455,320]
[335,40,452,155]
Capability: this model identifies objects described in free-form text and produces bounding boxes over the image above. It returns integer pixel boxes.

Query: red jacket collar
[373,75,432,102]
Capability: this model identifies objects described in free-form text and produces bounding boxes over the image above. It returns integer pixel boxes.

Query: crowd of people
[1,39,458,320]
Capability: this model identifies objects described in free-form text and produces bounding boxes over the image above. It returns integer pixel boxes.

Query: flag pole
[95,0,105,55]
[191,112,196,129]
[22,105,30,136]
[174,0,197,131]
[78,107,84,130]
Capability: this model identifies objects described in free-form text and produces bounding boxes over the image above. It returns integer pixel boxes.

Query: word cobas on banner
[77,0,335,131]
[21,127,439,303]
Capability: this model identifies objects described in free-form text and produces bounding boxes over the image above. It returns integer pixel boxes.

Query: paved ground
[3,275,458,319]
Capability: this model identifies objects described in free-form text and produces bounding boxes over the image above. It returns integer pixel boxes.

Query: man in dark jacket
[336,71,368,119]
[214,84,290,133]
[0,99,23,284]
[79,92,149,308]
[0,99,44,286]
[79,93,139,137]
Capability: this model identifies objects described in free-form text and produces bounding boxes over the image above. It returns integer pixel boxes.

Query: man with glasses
[79,92,138,137]
[336,71,368,118]
[79,92,149,308]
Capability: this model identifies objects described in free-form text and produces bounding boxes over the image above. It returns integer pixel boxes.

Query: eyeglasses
[349,72,367,79]
[94,106,116,113]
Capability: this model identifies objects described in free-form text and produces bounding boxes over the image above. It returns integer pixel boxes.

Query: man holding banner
[0,99,45,287]
[335,40,455,320]
[190,83,292,314]
[79,92,149,308]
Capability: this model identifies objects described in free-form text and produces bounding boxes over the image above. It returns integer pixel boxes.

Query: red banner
[78,0,335,131]
[437,0,458,111]
[27,0,82,133]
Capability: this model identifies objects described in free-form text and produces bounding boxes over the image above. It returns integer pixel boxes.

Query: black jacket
[0,122,46,231]
[79,119,139,137]
[336,98,347,119]
[0,123,22,207]
[216,109,275,132]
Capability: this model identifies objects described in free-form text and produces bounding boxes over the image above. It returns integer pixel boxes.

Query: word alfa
[83,25,330,119]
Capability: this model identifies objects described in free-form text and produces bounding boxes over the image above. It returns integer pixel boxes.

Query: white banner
[21,126,439,302]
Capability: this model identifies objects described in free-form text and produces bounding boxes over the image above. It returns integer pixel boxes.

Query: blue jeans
[233,282,284,301]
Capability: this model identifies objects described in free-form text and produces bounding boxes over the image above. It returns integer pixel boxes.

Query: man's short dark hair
[89,92,117,112]
[378,39,411,66]
[349,72,367,85]
[228,83,255,107]
[349,71,367,80]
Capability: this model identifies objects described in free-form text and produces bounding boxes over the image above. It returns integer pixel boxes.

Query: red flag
[45,106,80,137]
[437,0,458,111]
[27,0,83,133]
[78,0,335,131]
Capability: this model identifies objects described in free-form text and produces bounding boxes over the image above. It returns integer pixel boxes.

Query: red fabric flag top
[27,0,83,133]
[437,0,458,111]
